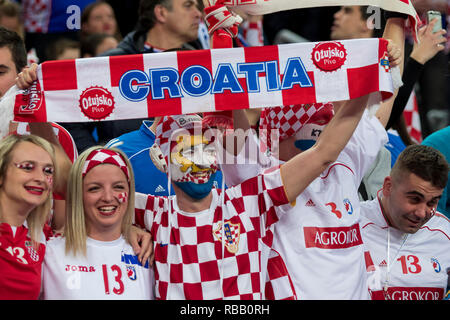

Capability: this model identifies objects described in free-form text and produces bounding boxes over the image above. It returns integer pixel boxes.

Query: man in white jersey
[221,16,405,299]
[361,144,450,300]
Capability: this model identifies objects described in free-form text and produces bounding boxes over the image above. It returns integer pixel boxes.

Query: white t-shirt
[42,236,155,300]
[222,111,388,299]
[361,197,450,300]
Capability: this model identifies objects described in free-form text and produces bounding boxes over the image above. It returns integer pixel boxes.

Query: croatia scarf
[14,38,394,123]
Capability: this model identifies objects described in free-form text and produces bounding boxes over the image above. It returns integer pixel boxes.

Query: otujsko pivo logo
[18,81,43,114]
[79,86,115,120]
[311,41,347,72]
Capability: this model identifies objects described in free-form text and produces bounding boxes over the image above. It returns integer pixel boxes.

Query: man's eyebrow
[405,190,425,199]
[406,190,441,201]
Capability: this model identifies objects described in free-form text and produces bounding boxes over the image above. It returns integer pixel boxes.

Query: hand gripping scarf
[12,1,415,125]
[12,38,395,124]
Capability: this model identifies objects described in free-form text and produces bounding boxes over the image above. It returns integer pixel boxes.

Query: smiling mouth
[25,186,44,195]
[98,206,118,216]
[405,216,422,228]
[191,171,212,179]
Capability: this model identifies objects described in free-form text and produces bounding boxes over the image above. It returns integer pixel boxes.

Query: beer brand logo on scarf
[213,220,241,254]
[13,39,394,124]
[311,41,347,72]
[17,81,43,114]
[79,86,115,120]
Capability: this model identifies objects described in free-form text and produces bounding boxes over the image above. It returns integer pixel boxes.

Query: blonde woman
[42,147,155,299]
[0,134,60,299]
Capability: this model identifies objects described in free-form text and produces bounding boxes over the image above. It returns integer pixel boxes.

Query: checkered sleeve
[265,248,297,300]
[227,167,291,231]
[134,192,156,231]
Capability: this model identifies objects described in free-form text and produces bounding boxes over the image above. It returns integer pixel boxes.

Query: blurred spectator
[0,0,23,38]
[0,25,26,99]
[106,0,140,37]
[80,32,118,57]
[408,0,449,137]
[81,1,122,41]
[21,0,95,62]
[330,6,374,40]
[422,125,450,218]
[45,37,80,61]
[102,0,202,56]
[63,0,203,153]
[263,7,336,44]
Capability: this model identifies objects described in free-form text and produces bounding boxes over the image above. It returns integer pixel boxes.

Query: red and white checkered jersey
[360,198,450,300]
[222,111,388,299]
[134,167,291,300]
[42,236,155,300]
[0,223,47,300]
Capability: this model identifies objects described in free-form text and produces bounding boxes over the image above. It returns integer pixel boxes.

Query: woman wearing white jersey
[361,145,450,300]
[42,146,155,299]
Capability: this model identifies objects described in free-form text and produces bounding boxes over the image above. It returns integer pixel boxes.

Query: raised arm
[374,17,406,127]
[17,63,72,198]
[281,94,370,203]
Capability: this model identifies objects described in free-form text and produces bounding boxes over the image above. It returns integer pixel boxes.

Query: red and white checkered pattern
[134,168,292,300]
[260,103,333,143]
[204,3,242,37]
[14,38,393,124]
[403,91,422,143]
[82,149,130,180]
[22,0,52,33]
[264,249,297,300]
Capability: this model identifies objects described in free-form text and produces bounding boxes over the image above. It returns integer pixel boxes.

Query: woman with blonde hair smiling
[42,146,155,299]
[0,133,66,299]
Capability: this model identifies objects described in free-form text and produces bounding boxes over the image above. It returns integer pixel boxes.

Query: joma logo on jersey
[119,58,312,101]
[65,264,96,272]
[304,224,363,249]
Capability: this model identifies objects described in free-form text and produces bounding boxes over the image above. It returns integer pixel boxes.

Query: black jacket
[100,30,200,56]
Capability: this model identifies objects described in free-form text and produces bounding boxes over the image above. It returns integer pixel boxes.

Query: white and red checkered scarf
[11,1,417,126]
[12,38,394,124]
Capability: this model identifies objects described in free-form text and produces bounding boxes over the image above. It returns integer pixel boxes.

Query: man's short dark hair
[392,145,449,189]
[0,26,27,73]
[136,0,173,36]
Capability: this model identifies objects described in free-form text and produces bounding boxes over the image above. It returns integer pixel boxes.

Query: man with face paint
[221,18,406,300]
[360,145,450,300]
[133,90,371,299]
[168,129,219,199]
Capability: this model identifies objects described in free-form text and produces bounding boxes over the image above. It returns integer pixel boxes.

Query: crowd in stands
[0,0,448,301]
